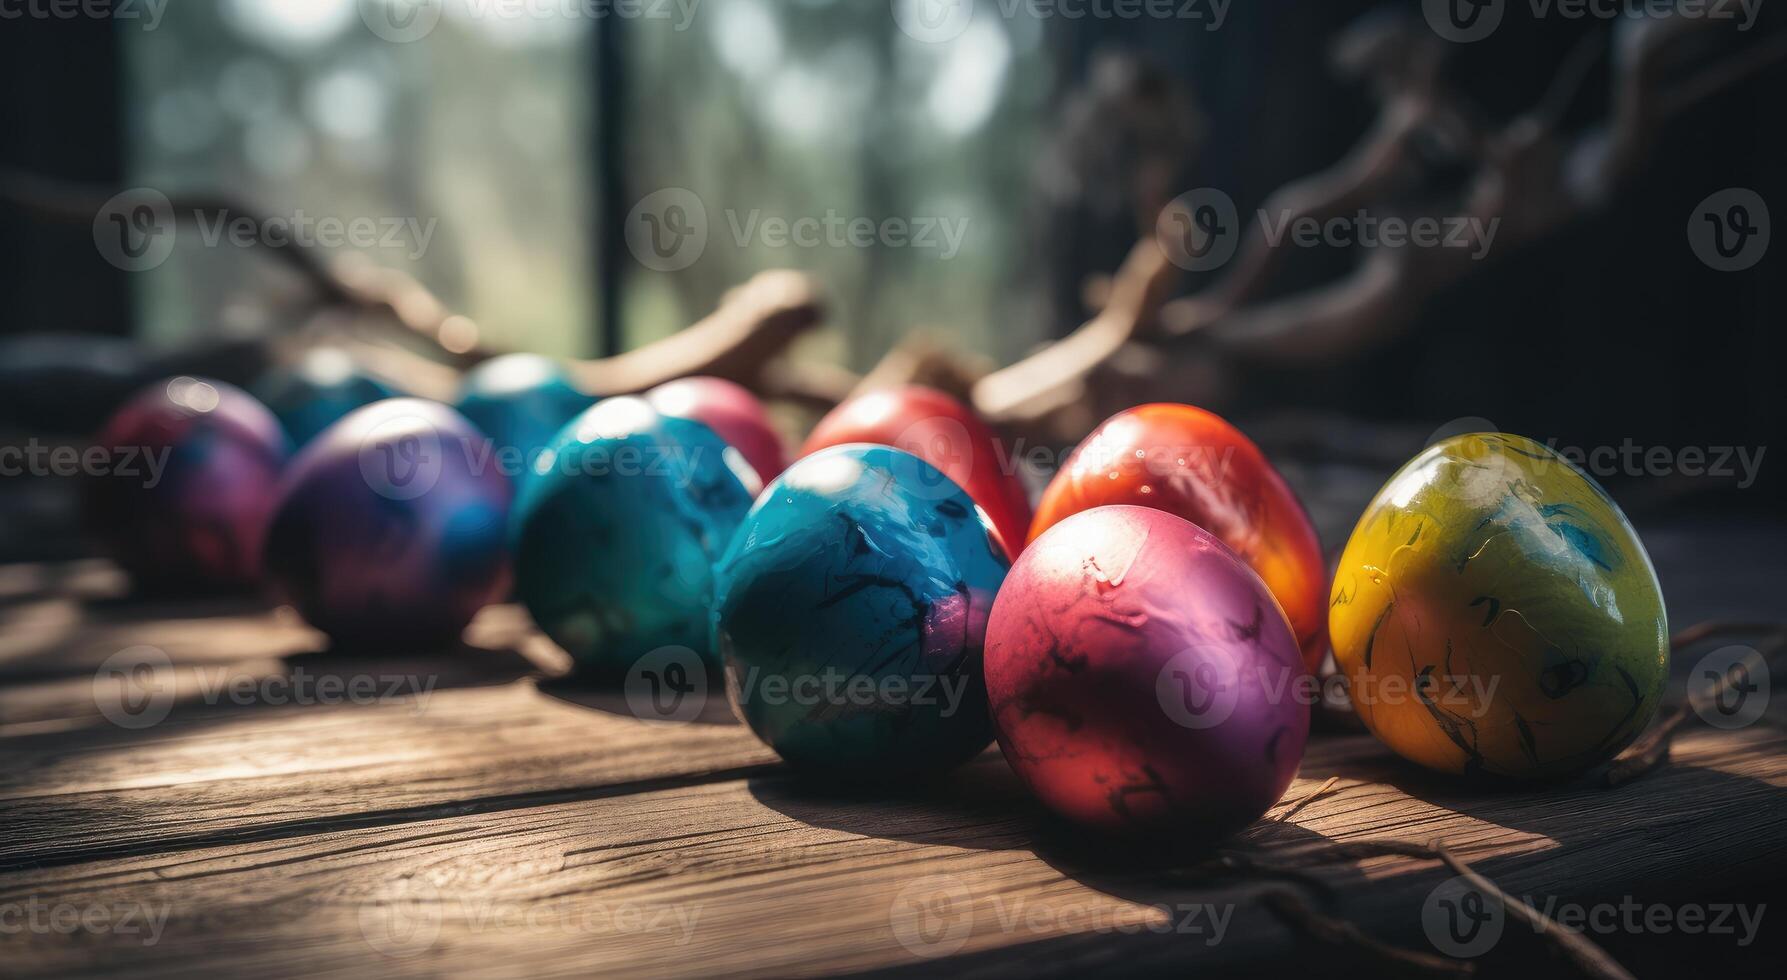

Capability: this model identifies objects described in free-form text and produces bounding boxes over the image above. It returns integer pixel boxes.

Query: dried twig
[1602,702,1695,789]
[2,171,828,402]
[1273,776,1341,823]
[971,238,1179,440]
[1669,621,1785,649]
[567,269,824,396]
[1429,841,1633,980]
[1260,887,1474,977]
[1603,623,1787,788]
[1223,838,1635,979]
[1137,12,1787,384]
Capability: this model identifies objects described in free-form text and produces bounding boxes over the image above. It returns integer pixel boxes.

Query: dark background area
[0,19,130,337]
[1039,0,1783,503]
[2,1,1782,511]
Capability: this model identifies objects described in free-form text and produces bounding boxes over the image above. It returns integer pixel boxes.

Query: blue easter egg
[454,354,594,478]
[714,444,1010,776]
[511,397,759,678]
[254,348,400,447]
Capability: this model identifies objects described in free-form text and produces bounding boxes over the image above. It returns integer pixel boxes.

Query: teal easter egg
[511,397,759,678]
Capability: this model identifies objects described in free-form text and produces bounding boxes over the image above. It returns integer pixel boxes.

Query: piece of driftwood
[970,239,1180,443]
[1,172,829,410]
[268,263,828,405]
[1150,10,1787,358]
[566,270,823,397]
[879,11,1787,445]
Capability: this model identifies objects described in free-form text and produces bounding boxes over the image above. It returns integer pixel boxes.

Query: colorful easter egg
[647,376,786,484]
[714,444,1009,776]
[85,377,289,592]
[263,399,511,647]
[986,506,1309,834]
[254,348,401,447]
[454,353,594,476]
[511,397,758,678]
[1031,404,1328,671]
[802,386,1032,557]
[1329,433,1669,778]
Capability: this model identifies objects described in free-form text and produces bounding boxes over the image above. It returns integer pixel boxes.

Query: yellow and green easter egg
[1329,433,1668,778]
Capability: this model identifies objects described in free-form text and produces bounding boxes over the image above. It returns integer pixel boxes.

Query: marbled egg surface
[986,506,1309,834]
[714,444,1009,776]
[511,397,758,678]
[1329,433,1669,778]
[1031,403,1328,671]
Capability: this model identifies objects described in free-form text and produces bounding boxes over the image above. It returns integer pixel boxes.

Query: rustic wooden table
[3,485,1783,978]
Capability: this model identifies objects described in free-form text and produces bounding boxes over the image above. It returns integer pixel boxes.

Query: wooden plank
[2,726,1782,977]
[0,680,777,871]
[0,601,561,728]
[1,513,1783,977]
[0,561,559,693]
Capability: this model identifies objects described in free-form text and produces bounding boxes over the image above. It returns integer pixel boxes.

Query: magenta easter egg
[85,377,289,592]
[985,506,1309,835]
[263,399,512,648]
[646,376,786,483]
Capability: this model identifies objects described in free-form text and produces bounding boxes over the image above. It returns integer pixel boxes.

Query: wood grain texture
[0,599,558,728]
[2,524,1785,978]
[1,725,1783,977]
[0,682,780,871]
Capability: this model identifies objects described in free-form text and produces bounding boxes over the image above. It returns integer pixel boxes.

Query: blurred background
[2,0,1783,560]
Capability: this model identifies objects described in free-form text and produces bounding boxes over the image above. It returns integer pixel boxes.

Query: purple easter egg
[263,398,511,648]
[985,505,1310,835]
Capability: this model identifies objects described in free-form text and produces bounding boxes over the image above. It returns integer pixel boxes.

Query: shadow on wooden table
[745,752,1048,852]
[536,673,743,726]
[72,640,546,735]
[1,636,546,735]
[1046,738,1787,977]
[746,722,1787,977]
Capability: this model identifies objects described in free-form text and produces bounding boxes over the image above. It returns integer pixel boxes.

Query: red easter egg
[986,506,1310,835]
[647,376,786,483]
[802,386,1032,556]
[1031,404,1327,671]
